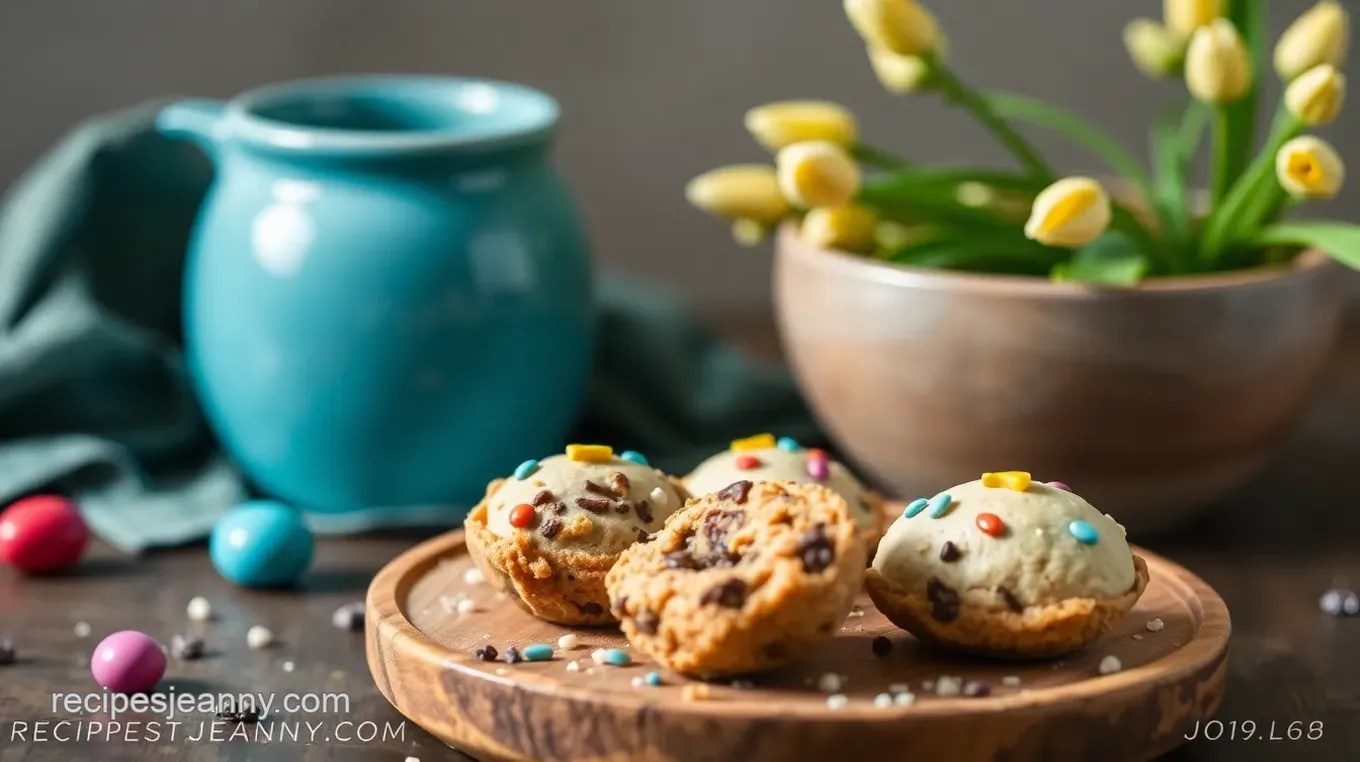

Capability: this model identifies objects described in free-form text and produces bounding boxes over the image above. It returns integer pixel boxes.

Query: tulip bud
[801,206,880,252]
[1124,19,1187,78]
[1185,19,1253,104]
[1164,0,1222,40]
[1285,64,1347,125]
[1023,177,1112,248]
[844,0,940,57]
[776,141,862,209]
[1275,1,1350,82]
[744,101,858,152]
[868,46,934,93]
[1276,136,1345,200]
[731,219,771,247]
[686,165,790,223]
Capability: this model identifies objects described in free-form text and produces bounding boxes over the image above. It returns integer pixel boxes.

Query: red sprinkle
[509,503,537,529]
[975,513,1007,537]
[807,448,828,460]
[735,455,762,470]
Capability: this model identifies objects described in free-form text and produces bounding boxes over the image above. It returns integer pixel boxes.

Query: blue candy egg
[210,500,314,588]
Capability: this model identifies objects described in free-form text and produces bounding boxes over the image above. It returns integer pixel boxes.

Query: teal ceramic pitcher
[158,76,593,515]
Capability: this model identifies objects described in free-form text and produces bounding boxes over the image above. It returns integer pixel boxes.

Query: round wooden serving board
[367,514,1230,762]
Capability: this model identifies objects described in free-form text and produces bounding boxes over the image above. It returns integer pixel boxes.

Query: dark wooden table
[2,315,1359,762]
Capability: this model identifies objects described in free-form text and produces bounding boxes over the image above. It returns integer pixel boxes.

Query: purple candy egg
[807,456,830,482]
[91,630,166,694]
[1047,481,1072,492]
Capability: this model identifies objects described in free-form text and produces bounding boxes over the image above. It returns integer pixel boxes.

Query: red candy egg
[508,503,537,529]
[0,495,90,573]
[975,512,1007,537]
[735,455,761,470]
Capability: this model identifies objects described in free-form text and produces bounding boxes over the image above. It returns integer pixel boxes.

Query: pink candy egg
[91,631,166,693]
[0,495,90,573]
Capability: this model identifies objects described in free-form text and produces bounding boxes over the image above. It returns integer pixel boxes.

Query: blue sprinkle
[602,648,631,666]
[927,493,953,518]
[522,644,554,661]
[644,671,663,686]
[620,450,649,466]
[904,498,929,518]
[1068,520,1099,545]
[513,459,540,480]
[776,437,800,452]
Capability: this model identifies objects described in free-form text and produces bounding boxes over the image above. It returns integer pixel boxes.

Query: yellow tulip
[1023,177,1112,248]
[1285,64,1347,125]
[776,141,861,209]
[1164,0,1222,40]
[731,219,770,247]
[1124,19,1187,78]
[685,165,789,223]
[744,101,858,152]
[801,206,879,252]
[843,0,940,57]
[1276,136,1345,200]
[868,46,933,93]
[1185,19,1253,104]
[1275,1,1350,82]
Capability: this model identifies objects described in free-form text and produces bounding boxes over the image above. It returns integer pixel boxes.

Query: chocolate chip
[797,524,835,573]
[608,472,630,496]
[475,645,499,662]
[539,517,563,539]
[998,586,1024,613]
[615,502,632,514]
[634,609,660,635]
[531,489,556,507]
[926,577,960,622]
[664,551,701,570]
[581,602,605,616]
[584,480,613,497]
[576,497,613,513]
[634,499,653,524]
[171,634,206,660]
[0,640,16,665]
[715,480,753,504]
[332,602,365,632]
[939,541,961,562]
[963,680,991,698]
[504,646,522,664]
[871,636,893,657]
[700,578,748,609]
[636,528,652,543]
[552,502,568,515]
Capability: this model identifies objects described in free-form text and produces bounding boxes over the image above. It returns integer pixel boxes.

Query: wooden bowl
[774,224,1343,534]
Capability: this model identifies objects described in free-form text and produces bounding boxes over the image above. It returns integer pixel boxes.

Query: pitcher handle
[157,99,228,154]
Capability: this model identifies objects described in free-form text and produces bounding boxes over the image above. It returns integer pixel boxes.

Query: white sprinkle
[1145,617,1165,632]
[566,661,580,672]
[282,661,295,673]
[73,622,91,638]
[187,597,213,622]
[825,694,849,710]
[935,676,962,697]
[889,683,912,694]
[456,599,476,615]
[558,633,580,650]
[893,692,917,706]
[462,567,485,585]
[591,649,610,666]
[406,757,421,762]
[816,672,843,693]
[649,487,666,504]
[631,676,646,687]
[873,693,893,708]
[1132,633,1144,640]
[246,626,274,650]
[1001,676,1021,687]
[1098,655,1123,675]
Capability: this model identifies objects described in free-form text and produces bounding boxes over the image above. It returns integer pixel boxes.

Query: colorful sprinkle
[644,671,663,686]
[927,493,953,518]
[1047,481,1072,491]
[806,457,830,481]
[513,459,540,480]
[731,433,776,452]
[1068,520,1099,544]
[975,513,1007,537]
[619,450,649,466]
[522,644,554,661]
[776,437,800,452]
[593,648,631,667]
[566,444,614,463]
[735,455,762,470]
[807,448,828,460]
[904,498,929,518]
[509,504,536,529]
[981,471,1031,491]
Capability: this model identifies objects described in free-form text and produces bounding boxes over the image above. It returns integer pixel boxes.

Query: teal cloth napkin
[0,101,818,553]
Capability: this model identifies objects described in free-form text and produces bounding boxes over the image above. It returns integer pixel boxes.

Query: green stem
[1200,104,1302,263]
[930,63,1053,181]
[1110,204,1173,274]
[1209,107,1233,207]
[850,143,911,170]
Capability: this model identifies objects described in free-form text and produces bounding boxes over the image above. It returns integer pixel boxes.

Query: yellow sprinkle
[981,471,1032,491]
[731,434,776,452]
[566,444,614,463]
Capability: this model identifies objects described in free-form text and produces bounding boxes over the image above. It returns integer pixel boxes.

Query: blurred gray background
[0,0,1354,309]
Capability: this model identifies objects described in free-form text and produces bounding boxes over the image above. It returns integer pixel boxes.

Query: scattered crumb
[73,622,91,638]
[187,597,213,622]
[1098,655,1123,675]
[1132,633,1144,640]
[935,676,962,697]
[456,599,476,615]
[846,606,865,619]
[631,676,645,688]
[585,668,596,675]
[282,661,295,673]
[893,692,917,707]
[246,626,274,650]
[495,668,508,676]
[565,660,580,672]
[1001,676,1021,687]
[825,694,849,710]
[873,693,893,709]
[462,567,484,585]
[889,683,912,694]
[558,633,580,650]
[817,672,844,693]
[439,596,456,614]
[1145,617,1165,632]
[682,684,713,702]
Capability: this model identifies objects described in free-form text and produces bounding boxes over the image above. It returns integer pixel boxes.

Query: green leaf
[860,177,1019,230]
[1200,106,1302,262]
[1220,0,1267,193]
[886,231,1062,273]
[1051,232,1150,285]
[1252,223,1360,270]
[984,92,1152,191]
[851,143,911,170]
[1150,101,1207,256]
